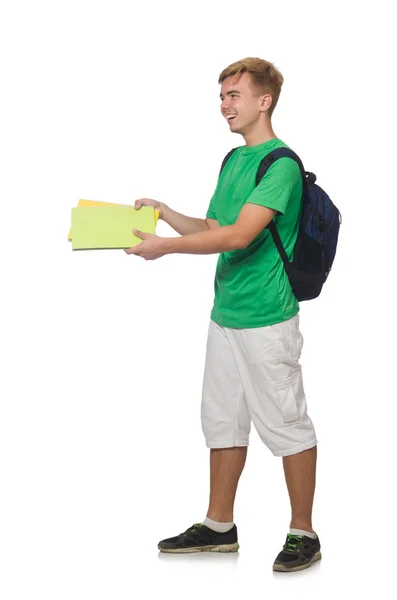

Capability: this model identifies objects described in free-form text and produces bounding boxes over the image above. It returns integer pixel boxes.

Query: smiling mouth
[226,115,237,123]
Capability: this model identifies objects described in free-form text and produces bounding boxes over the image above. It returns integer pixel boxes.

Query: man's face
[220,72,270,135]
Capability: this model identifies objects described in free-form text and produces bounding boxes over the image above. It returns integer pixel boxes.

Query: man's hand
[134,198,166,220]
[124,229,170,260]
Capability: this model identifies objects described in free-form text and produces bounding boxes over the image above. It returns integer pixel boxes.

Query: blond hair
[218,58,284,117]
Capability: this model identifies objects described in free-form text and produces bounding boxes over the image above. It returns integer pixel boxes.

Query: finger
[124,246,139,255]
[134,201,142,210]
[133,229,145,239]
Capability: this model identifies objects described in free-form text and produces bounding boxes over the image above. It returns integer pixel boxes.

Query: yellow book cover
[68,199,159,241]
[71,205,156,250]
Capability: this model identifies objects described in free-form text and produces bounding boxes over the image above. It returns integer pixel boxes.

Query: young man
[125,58,321,572]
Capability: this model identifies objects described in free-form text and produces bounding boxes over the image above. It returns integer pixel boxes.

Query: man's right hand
[134,198,166,220]
[134,199,208,236]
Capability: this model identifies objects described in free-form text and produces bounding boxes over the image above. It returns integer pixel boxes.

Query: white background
[0,0,395,598]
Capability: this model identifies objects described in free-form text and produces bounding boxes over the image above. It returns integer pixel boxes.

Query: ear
[260,93,272,111]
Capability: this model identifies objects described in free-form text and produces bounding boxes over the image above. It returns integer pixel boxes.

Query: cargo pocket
[275,373,301,425]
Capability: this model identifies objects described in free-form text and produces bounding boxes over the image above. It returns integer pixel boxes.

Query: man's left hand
[124,230,169,260]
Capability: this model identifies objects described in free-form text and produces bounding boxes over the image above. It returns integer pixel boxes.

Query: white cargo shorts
[201,314,317,457]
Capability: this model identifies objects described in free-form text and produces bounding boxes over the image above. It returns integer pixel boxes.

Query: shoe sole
[158,542,239,554]
[273,550,322,572]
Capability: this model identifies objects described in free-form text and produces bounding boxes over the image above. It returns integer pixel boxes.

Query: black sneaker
[273,532,322,572]
[158,523,239,553]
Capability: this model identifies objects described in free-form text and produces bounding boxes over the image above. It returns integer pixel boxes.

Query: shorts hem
[272,439,318,458]
[205,440,249,449]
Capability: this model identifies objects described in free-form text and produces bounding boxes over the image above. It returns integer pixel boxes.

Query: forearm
[165,225,246,255]
[161,203,209,235]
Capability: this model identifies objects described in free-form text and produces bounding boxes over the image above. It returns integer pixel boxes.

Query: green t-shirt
[206,138,302,329]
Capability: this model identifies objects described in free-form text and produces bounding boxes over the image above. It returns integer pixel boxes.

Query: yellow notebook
[68,199,160,241]
[71,205,156,250]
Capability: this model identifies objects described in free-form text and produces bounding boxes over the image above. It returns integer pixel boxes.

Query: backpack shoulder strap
[256,147,306,272]
[255,147,306,186]
[219,147,239,177]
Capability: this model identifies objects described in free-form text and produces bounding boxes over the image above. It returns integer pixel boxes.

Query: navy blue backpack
[219,147,341,301]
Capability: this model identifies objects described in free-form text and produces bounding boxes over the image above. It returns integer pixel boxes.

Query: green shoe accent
[286,534,303,552]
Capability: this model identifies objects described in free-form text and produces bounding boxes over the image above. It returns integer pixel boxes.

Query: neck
[243,120,277,147]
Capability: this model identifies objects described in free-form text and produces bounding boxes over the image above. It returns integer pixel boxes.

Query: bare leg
[206,447,248,522]
[282,445,317,532]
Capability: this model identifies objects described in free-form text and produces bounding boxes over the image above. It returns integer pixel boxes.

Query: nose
[221,99,231,113]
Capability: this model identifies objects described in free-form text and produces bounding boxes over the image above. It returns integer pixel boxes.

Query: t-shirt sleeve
[245,157,302,215]
[206,189,217,220]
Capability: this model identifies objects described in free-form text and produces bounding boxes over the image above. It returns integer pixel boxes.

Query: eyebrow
[220,89,241,99]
